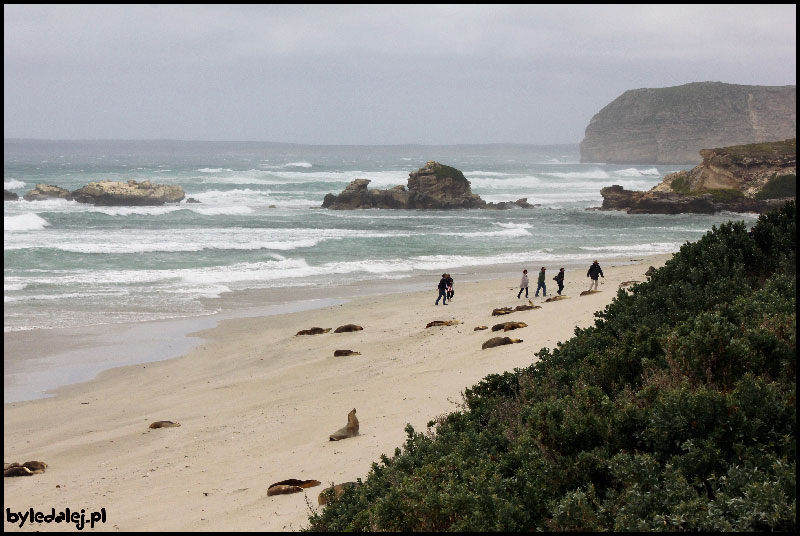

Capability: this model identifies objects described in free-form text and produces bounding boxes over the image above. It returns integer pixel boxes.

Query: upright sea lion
[491,321,527,332]
[333,350,361,357]
[645,266,656,277]
[149,421,181,429]
[317,481,361,505]
[482,337,523,350]
[329,408,359,441]
[21,461,47,473]
[296,327,331,336]
[334,324,363,333]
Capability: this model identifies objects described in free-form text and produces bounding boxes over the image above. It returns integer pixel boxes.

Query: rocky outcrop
[4,189,19,201]
[581,82,796,164]
[70,180,185,206]
[600,139,796,214]
[322,161,531,210]
[23,184,73,201]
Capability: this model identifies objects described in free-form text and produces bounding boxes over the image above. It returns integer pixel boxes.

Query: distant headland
[580,82,796,164]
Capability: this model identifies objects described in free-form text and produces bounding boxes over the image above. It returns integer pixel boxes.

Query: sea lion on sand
[491,307,514,316]
[544,295,570,302]
[645,266,656,278]
[474,326,488,331]
[425,320,461,328]
[318,482,361,505]
[482,337,523,350]
[296,327,331,336]
[514,304,540,311]
[334,324,363,333]
[329,408,359,441]
[580,290,602,296]
[149,421,181,429]
[267,479,321,496]
[4,461,47,477]
[333,350,361,357]
[491,321,527,332]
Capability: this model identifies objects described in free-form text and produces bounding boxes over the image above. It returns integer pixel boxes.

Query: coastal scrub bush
[305,201,796,532]
[755,173,796,200]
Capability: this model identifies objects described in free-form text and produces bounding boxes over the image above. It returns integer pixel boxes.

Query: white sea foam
[197,168,233,173]
[579,242,680,253]
[449,227,532,238]
[463,171,514,177]
[4,179,26,189]
[543,170,612,180]
[493,222,533,229]
[191,206,255,216]
[4,282,26,291]
[614,167,661,177]
[468,175,542,189]
[4,213,51,232]
[284,162,312,168]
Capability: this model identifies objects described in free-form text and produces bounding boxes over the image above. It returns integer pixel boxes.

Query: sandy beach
[4,254,670,532]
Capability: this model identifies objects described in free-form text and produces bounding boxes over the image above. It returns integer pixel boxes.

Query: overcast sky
[3,4,796,145]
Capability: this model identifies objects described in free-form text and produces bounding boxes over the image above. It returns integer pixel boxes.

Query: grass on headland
[306,201,796,532]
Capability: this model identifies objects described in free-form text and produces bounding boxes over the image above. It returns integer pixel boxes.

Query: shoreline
[4,253,659,404]
[4,253,670,532]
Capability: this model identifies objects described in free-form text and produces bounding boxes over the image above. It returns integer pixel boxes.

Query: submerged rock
[4,189,19,201]
[23,184,73,201]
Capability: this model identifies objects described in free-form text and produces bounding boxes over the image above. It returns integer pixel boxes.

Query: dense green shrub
[306,201,796,532]
[756,173,796,200]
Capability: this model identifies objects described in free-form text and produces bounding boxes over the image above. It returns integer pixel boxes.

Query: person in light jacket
[517,269,529,299]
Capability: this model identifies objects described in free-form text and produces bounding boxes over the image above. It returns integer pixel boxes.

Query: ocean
[4,139,757,333]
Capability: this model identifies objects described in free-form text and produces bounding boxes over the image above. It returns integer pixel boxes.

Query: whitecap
[197,168,233,173]
[4,213,51,232]
[283,162,312,168]
[4,179,26,189]
[613,167,661,177]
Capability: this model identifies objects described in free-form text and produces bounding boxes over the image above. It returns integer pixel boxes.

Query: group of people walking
[434,261,605,305]
[517,261,604,298]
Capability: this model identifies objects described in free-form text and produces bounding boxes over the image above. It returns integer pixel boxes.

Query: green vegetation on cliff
[307,202,796,532]
[756,174,797,200]
[720,138,796,162]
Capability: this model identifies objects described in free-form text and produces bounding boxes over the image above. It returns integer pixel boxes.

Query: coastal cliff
[580,82,796,164]
[600,139,796,214]
[322,161,532,210]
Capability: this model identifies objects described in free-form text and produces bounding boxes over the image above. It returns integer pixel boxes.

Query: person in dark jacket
[587,260,604,291]
[535,267,547,297]
[554,267,565,295]
[435,273,449,305]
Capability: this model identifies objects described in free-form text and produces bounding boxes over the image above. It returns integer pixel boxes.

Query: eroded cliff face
[599,139,796,214]
[580,82,796,164]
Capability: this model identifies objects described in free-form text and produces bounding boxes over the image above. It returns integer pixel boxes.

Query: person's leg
[435,290,443,304]
[525,286,529,298]
[543,282,546,296]
[517,288,523,298]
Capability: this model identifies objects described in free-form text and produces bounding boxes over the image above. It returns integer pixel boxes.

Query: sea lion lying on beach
[4,461,47,477]
[491,321,527,332]
[474,326,488,331]
[544,295,570,302]
[492,307,514,316]
[334,324,363,333]
[329,408,359,441]
[333,350,361,357]
[425,320,461,328]
[318,481,361,505]
[296,327,332,336]
[514,304,540,311]
[149,421,181,429]
[482,337,523,350]
[580,290,602,296]
[267,479,321,496]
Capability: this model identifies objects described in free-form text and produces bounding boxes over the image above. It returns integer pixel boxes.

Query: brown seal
[473,326,488,331]
[333,350,361,357]
[580,290,602,296]
[267,479,321,496]
[491,307,514,316]
[425,320,460,328]
[514,304,540,311]
[329,408,359,441]
[296,327,331,336]
[481,337,523,350]
[4,461,47,477]
[318,481,361,505]
[544,295,570,302]
[491,321,527,332]
[149,421,181,429]
[334,324,363,333]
